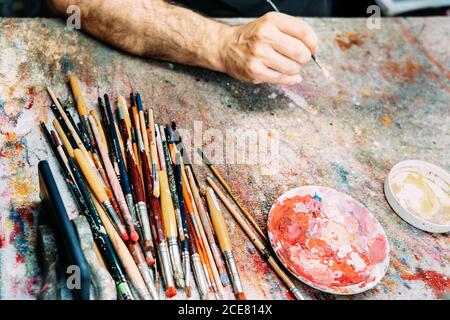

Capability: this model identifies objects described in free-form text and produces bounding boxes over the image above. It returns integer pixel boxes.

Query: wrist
[200,23,235,74]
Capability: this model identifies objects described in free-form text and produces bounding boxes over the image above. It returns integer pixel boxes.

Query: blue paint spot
[313,193,322,202]
[332,162,350,189]
[8,202,29,259]
[60,54,74,74]
[0,100,4,112]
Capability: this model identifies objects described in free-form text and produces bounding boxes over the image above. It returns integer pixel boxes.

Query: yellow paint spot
[363,87,371,97]
[381,115,392,127]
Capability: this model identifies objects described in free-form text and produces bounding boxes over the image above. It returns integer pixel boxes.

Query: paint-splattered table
[0,17,448,300]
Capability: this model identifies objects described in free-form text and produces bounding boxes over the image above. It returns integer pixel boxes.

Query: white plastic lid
[384,160,450,233]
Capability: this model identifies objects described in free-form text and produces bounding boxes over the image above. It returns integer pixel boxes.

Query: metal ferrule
[182,251,191,289]
[191,254,208,298]
[125,193,137,221]
[224,250,244,294]
[152,164,159,190]
[167,237,185,288]
[138,264,159,300]
[211,243,230,286]
[103,201,121,226]
[137,201,153,246]
[290,287,305,300]
[158,242,175,290]
[203,264,212,288]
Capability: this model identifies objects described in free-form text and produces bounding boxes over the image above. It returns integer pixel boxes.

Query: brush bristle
[185,286,192,298]
[236,292,246,300]
[129,231,139,243]
[165,286,177,298]
[120,232,129,242]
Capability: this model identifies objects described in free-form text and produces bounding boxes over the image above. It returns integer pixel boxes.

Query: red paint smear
[26,277,38,296]
[16,252,25,263]
[25,86,36,109]
[401,270,450,298]
[285,291,295,300]
[0,234,6,248]
[9,222,21,244]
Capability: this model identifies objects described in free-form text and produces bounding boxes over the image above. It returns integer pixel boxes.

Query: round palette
[267,186,390,295]
[384,160,450,233]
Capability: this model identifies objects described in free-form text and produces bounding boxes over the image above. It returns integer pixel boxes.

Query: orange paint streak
[335,33,365,51]
[401,270,450,298]
[400,22,450,80]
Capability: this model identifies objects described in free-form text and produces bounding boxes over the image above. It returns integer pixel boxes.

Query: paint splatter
[332,162,350,189]
[268,187,389,294]
[25,87,36,110]
[381,59,422,84]
[381,115,392,127]
[401,269,450,298]
[335,33,365,51]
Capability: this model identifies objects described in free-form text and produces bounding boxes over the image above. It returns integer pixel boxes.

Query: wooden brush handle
[74,149,108,203]
[69,75,89,116]
[53,119,74,158]
[90,110,108,152]
[205,187,232,252]
[159,170,177,237]
[148,109,159,167]
[117,96,131,138]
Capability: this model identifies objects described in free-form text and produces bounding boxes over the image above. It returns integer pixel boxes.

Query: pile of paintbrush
[40,75,250,300]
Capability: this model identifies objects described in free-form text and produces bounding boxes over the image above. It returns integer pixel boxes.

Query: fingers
[260,46,302,75]
[262,12,319,53]
[271,31,312,65]
[246,60,302,85]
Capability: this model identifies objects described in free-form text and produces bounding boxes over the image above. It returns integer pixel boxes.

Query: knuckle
[246,59,261,75]
[262,11,277,22]
[251,43,265,57]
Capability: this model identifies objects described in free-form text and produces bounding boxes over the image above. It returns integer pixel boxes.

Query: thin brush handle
[90,110,109,153]
[142,142,177,295]
[89,115,138,242]
[185,166,230,288]
[174,155,190,252]
[53,119,74,158]
[161,126,185,240]
[127,107,155,251]
[50,104,78,149]
[135,93,152,172]
[206,177,305,300]
[147,109,160,197]
[47,87,93,166]
[205,186,246,300]
[184,168,225,298]
[73,149,128,240]
[199,149,268,242]
[205,187,232,251]
[103,95,133,200]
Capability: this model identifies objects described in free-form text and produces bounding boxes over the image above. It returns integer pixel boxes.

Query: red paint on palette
[267,186,390,295]
[402,269,450,298]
